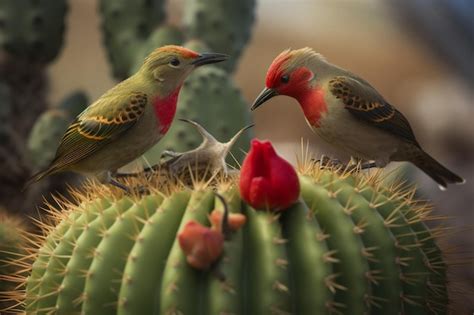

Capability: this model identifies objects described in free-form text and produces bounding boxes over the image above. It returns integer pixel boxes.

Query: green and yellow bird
[26,45,228,191]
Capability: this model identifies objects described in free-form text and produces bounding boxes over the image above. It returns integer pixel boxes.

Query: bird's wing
[50,91,148,170]
[328,76,420,146]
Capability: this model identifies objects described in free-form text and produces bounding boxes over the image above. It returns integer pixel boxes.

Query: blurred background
[1,0,473,312]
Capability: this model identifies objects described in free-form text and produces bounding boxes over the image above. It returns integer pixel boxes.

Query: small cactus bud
[239,139,300,210]
[178,220,224,270]
[209,209,246,232]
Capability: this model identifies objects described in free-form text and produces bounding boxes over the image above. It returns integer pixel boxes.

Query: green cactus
[12,164,448,315]
[142,64,253,167]
[0,0,71,212]
[27,91,88,170]
[183,0,256,72]
[0,0,68,63]
[0,208,26,311]
[99,0,167,79]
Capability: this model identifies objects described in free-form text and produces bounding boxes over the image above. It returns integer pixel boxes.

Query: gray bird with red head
[252,47,464,190]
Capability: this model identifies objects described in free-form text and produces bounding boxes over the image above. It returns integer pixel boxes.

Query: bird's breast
[153,88,180,134]
[297,87,327,127]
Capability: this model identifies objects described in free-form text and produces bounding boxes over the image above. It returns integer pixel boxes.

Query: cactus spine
[0,209,26,312]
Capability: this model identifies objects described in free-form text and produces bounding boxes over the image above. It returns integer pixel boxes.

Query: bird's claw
[311,156,377,174]
[312,155,344,169]
[109,178,150,196]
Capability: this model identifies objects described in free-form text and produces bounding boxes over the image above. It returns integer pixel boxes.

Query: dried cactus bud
[178,220,224,270]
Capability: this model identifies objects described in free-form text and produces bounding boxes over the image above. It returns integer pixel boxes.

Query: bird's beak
[191,53,229,67]
[251,87,279,111]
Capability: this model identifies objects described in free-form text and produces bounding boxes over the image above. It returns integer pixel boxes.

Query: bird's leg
[108,171,149,195]
[343,159,379,173]
[360,161,377,170]
[109,177,131,193]
[312,155,344,169]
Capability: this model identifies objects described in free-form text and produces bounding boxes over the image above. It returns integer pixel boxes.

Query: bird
[25,45,228,191]
[251,47,464,190]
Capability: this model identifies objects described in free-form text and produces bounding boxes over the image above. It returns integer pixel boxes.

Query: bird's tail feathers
[23,167,57,191]
[413,150,465,190]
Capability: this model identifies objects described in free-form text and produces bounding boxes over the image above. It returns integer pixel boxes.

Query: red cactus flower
[239,139,300,210]
[209,210,246,232]
[178,220,224,270]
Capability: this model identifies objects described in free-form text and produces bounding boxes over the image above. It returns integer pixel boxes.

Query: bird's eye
[170,57,180,67]
[281,74,290,84]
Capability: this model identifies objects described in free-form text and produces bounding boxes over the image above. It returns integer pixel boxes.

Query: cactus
[99,0,256,77]
[6,160,449,314]
[27,91,88,170]
[0,0,68,63]
[99,0,167,79]
[0,82,10,122]
[183,0,257,72]
[0,208,26,312]
[0,0,69,213]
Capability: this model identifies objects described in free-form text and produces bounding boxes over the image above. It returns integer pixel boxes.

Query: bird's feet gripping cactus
[1,136,451,315]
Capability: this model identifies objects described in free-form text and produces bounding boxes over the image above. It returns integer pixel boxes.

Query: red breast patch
[153,88,180,134]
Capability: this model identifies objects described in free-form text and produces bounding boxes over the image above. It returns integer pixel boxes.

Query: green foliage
[27,91,88,169]
[0,0,68,63]
[22,169,447,315]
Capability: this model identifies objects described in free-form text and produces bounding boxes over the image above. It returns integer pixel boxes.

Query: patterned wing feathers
[329,76,419,145]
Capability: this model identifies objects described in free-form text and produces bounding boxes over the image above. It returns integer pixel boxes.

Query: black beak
[191,52,229,67]
[251,87,279,111]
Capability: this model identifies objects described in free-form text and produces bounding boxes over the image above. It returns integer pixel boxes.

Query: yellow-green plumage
[25,45,228,189]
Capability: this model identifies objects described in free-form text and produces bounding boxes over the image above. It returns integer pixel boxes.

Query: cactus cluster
[100,0,256,79]
[9,162,448,315]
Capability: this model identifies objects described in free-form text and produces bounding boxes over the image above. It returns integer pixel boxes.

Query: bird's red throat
[153,87,180,134]
[294,87,327,127]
